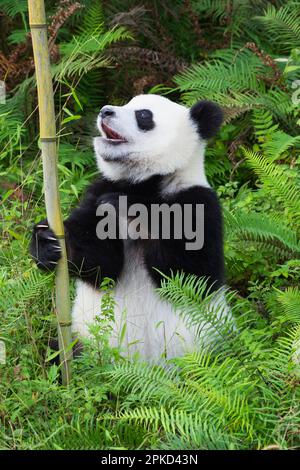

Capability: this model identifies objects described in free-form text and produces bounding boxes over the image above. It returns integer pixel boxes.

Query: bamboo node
[29,23,48,29]
[40,137,57,142]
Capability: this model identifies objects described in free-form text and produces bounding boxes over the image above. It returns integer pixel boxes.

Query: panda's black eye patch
[135,109,155,131]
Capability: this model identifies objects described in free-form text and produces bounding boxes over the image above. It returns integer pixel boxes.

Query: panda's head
[93,94,223,183]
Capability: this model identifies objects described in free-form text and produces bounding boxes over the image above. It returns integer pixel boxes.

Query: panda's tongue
[102,122,126,141]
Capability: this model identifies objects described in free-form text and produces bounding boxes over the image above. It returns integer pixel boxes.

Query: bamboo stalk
[28,0,73,385]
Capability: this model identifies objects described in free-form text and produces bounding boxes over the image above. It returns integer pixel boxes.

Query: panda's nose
[100,106,115,119]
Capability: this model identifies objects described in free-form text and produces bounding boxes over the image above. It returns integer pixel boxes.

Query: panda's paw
[30,219,62,271]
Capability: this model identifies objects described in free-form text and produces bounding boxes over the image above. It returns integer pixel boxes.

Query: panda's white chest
[71,241,195,361]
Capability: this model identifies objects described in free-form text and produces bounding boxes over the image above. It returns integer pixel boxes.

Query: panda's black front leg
[30,219,62,271]
[31,194,124,287]
[64,215,124,287]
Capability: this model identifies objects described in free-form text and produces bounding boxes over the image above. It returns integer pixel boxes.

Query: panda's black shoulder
[169,184,221,209]
[77,176,123,212]
[83,176,117,199]
[171,185,223,235]
[83,174,163,201]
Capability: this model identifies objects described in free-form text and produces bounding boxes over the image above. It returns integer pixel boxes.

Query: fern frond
[275,287,300,324]
[255,3,300,53]
[175,49,292,120]
[262,131,300,160]
[159,426,236,450]
[157,272,236,346]
[117,406,204,440]
[252,109,279,137]
[242,148,300,222]
[78,1,105,34]
[191,0,268,38]
[110,401,251,443]
[175,50,265,103]
[225,209,300,258]
[7,29,28,45]
[0,0,28,17]
[105,352,255,439]
[0,268,54,315]
[106,362,181,408]
[265,325,300,384]
[53,26,131,81]
[44,423,105,450]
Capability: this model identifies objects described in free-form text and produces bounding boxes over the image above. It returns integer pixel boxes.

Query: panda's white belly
[71,242,196,361]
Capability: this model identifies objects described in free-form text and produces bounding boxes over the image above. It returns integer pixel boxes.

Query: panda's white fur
[70,94,232,361]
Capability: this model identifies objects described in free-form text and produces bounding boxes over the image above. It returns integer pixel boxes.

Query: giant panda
[30,94,232,361]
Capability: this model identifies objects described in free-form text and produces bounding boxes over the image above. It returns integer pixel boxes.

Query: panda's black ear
[190,100,223,139]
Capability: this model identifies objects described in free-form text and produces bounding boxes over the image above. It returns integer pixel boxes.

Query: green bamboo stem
[28,0,73,385]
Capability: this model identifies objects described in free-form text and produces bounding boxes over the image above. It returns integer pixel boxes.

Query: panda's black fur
[30,94,228,361]
[31,175,224,289]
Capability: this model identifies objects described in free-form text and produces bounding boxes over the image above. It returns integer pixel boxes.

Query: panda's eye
[138,110,151,120]
[135,109,155,131]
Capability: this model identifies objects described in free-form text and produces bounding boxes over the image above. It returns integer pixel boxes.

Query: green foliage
[53,26,131,81]
[242,147,300,222]
[158,272,237,346]
[275,287,300,324]
[255,2,300,53]
[0,0,28,18]
[101,273,300,450]
[175,48,293,123]
[225,209,300,259]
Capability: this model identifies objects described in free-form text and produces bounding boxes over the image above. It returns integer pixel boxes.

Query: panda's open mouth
[101,122,127,144]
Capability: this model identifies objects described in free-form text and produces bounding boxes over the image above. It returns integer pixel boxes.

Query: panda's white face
[93,94,222,185]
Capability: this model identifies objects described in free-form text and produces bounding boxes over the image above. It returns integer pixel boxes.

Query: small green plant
[87,277,120,366]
